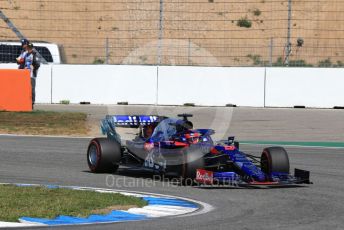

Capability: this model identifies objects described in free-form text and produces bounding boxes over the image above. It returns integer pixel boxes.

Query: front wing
[195,168,312,187]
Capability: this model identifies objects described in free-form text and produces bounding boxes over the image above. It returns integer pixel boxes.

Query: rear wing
[101,115,165,143]
[108,115,164,128]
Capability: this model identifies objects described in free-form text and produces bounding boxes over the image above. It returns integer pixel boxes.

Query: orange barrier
[0,69,32,112]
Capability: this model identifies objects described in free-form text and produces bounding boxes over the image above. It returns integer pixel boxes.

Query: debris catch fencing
[1,0,343,67]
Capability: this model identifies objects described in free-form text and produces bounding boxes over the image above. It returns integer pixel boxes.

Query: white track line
[0,221,44,228]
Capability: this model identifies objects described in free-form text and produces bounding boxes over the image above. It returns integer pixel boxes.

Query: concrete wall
[0,64,343,108]
[51,65,157,104]
[157,66,265,107]
[265,68,344,108]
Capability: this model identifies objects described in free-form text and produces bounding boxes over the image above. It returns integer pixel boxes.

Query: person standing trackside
[16,39,30,69]
[24,43,40,108]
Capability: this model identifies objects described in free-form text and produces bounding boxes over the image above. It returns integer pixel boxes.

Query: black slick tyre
[87,138,121,173]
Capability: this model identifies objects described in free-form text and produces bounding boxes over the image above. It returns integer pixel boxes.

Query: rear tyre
[261,146,290,175]
[87,138,121,173]
[180,146,205,185]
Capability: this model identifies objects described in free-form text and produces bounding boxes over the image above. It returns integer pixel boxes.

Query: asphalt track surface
[1,106,344,230]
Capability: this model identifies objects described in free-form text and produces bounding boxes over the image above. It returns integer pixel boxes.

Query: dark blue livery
[87,114,311,187]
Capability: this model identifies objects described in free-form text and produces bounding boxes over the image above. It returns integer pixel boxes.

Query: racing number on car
[144,151,155,168]
[144,149,166,171]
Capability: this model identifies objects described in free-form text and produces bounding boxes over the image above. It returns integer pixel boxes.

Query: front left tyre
[87,138,122,173]
[261,146,290,175]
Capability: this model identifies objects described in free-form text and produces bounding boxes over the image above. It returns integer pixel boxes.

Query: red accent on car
[210,147,219,155]
[144,142,154,151]
[224,145,236,151]
[173,141,188,147]
[185,133,201,139]
[190,138,200,144]
[196,169,214,184]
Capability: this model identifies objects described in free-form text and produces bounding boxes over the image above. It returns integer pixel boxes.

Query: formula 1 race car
[87,114,311,187]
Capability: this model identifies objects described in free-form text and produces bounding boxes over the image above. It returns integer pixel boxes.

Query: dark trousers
[31,69,38,104]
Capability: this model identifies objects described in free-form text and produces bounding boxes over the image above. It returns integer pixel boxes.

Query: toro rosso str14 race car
[87,114,311,187]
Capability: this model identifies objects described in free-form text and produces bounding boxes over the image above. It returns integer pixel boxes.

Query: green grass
[0,185,147,222]
[0,110,89,136]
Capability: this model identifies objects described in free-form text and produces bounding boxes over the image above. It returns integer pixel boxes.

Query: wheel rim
[88,144,98,166]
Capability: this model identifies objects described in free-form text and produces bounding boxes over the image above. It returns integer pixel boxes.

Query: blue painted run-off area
[143,197,198,208]
[20,197,198,226]
[20,211,147,225]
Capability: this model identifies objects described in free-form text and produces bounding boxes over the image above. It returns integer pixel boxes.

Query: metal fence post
[285,0,292,66]
[188,38,191,65]
[269,38,274,67]
[157,0,164,66]
[105,38,109,64]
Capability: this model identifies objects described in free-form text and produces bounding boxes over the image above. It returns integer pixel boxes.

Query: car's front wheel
[261,146,290,176]
[87,138,122,173]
